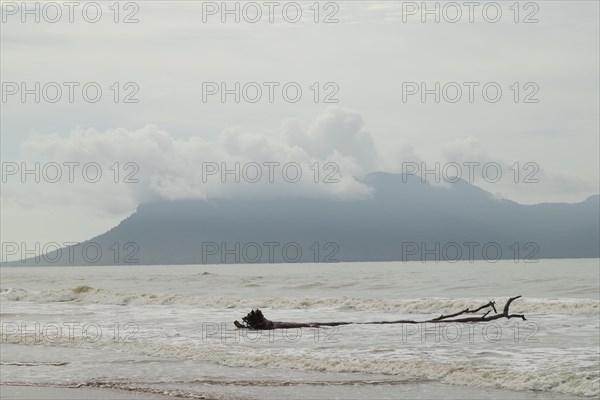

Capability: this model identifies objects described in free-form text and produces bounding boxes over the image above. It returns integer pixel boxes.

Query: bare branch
[234,296,526,329]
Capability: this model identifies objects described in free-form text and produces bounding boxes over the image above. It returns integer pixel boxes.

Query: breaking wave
[2,332,598,397]
[2,286,598,315]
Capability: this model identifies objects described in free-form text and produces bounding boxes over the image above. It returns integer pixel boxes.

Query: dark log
[234,309,353,329]
[234,296,526,330]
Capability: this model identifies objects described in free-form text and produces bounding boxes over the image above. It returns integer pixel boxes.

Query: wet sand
[0,385,175,400]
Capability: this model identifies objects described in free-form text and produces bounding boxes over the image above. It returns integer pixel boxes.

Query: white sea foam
[2,262,598,399]
[2,331,598,397]
[3,286,598,315]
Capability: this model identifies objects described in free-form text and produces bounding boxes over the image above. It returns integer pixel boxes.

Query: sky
[1,1,599,250]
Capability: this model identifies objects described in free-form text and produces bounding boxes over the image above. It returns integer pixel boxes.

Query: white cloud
[440,136,596,203]
[6,108,378,214]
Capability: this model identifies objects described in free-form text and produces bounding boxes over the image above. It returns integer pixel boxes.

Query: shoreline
[0,382,586,400]
[0,385,191,400]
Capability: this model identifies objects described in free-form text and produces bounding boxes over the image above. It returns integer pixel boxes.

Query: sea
[1,259,598,399]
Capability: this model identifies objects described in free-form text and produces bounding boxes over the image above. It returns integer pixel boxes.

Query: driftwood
[234,295,526,329]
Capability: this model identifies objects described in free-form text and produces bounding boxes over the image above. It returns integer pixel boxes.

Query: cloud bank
[4,107,596,224]
[6,108,380,217]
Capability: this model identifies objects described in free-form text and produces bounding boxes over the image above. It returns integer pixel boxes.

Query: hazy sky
[1,1,599,247]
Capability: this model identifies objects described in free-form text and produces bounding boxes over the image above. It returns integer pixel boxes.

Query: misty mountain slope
[7,173,599,265]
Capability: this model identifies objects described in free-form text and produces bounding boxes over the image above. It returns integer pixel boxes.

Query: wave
[0,361,69,367]
[1,332,598,397]
[0,381,210,400]
[2,286,598,315]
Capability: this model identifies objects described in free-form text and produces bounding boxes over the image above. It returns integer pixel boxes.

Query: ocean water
[1,259,598,399]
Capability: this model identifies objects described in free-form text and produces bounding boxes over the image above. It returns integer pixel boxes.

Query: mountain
[5,172,599,265]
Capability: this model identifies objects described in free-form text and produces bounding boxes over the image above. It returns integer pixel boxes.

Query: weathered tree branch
[234,296,526,330]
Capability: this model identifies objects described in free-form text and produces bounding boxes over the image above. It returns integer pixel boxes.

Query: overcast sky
[1,1,599,248]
